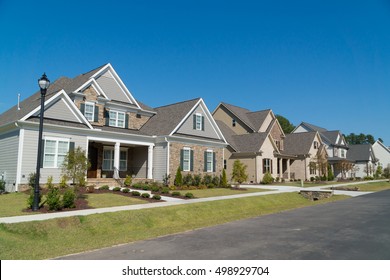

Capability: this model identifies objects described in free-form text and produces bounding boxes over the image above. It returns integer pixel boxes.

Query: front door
[87,146,98,178]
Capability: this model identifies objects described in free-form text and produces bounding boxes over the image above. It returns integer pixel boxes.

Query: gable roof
[295,122,328,133]
[232,133,269,153]
[284,131,318,155]
[347,144,375,162]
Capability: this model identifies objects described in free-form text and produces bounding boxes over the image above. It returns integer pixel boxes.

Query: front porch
[87,140,154,180]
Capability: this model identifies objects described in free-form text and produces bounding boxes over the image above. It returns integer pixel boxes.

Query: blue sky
[1,0,389,145]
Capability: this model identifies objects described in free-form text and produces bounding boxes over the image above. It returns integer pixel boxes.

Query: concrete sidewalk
[0,181,382,224]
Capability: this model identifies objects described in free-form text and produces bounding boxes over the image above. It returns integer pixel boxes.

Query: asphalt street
[58,189,390,260]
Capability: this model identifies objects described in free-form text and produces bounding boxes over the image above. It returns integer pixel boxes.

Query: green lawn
[188,187,268,198]
[86,193,148,208]
[0,192,348,259]
[0,193,32,218]
[337,181,390,192]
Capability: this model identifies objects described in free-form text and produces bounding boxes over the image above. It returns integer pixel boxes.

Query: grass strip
[0,192,347,259]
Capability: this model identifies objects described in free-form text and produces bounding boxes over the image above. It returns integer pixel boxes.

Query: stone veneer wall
[74,86,151,129]
[169,142,224,177]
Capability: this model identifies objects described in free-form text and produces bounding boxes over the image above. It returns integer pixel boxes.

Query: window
[340,149,345,158]
[182,148,191,171]
[84,102,95,121]
[103,148,128,171]
[109,111,125,128]
[232,119,236,127]
[263,158,272,173]
[43,138,70,168]
[310,163,317,175]
[193,113,203,131]
[224,159,227,170]
[314,141,319,149]
[205,150,214,172]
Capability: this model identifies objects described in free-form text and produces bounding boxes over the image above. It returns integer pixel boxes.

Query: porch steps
[87,178,122,188]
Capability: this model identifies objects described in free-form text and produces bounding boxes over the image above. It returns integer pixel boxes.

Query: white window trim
[109,110,126,128]
[43,137,70,168]
[195,113,203,131]
[183,147,191,172]
[84,102,95,122]
[206,149,213,172]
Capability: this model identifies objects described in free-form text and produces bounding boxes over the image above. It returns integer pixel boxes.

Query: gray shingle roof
[214,120,239,151]
[140,98,200,136]
[347,144,374,162]
[300,122,327,132]
[232,133,268,153]
[284,132,317,155]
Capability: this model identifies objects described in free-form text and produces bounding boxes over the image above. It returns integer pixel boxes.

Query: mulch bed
[22,187,163,214]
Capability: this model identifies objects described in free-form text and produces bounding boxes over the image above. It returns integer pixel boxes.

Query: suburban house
[372,140,390,170]
[293,122,350,179]
[212,102,327,183]
[0,63,227,192]
[347,144,378,178]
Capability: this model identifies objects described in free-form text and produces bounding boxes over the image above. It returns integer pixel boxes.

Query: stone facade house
[0,63,226,191]
[293,122,350,179]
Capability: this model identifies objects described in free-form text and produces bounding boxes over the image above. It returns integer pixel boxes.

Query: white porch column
[113,142,120,179]
[287,159,291,180]
[147,145,153,179]
[279,158,283,179]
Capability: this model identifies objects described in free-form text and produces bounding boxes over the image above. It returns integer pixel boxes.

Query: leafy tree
[62,146,90,186]
[344,133,376,145]
[276,115,295,134]
[375,165,383,179]
[231,160,248,184]
[383,165,390,179]
[327,164,334,181]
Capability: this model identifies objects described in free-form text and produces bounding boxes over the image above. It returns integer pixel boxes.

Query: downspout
[164,137,170,177]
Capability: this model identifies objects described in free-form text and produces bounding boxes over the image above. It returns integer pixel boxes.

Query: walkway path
[0,180,385,224]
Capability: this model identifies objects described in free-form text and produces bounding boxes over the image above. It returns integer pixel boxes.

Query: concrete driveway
[58,189,390,260]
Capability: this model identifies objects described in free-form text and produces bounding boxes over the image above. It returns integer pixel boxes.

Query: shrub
[122,188,130,193]
[172,191,181,197]
[99,185,109,190]
[310,177,315,182]
[142,185,150,191]
[185,192,194,199]
[193,174,202,187]
[132,183,143,189]
[364,176,374,180]
[202,174,213,187]
[124,175,132,186]
[261,172,274,184]
[231,160,248,184]
[174,167,183,187]
[112,187,121,192]
[151,185,160,192]
[327,164,334,181]
[161,187,170,194]
[220,169,228,188]
[46,187,62,211]
[0,179,5,194]
[141,193,150,198]
[62,188,76,208]
[59,175,68,189]
[212,175,220,187]
[131,191,141,196]
[152,194,161,200]
[183,173,193,187]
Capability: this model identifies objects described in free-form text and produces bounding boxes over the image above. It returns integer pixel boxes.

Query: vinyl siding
[95,70,130,103]
[131,146,148,178]
[44,98,81,123]
[20,129,88,185]
[373,142,390,168]
[153,143,168,182]
[0,130,19,192]
[177,104,221,139]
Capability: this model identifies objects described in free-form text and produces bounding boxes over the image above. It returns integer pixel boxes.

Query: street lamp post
[32,73,50,211]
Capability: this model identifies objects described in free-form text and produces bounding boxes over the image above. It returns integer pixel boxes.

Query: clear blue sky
[1,0,389,145]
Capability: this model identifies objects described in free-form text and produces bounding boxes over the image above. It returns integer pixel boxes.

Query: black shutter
[190,150,194,171]
[213,152,216,172]
[69,142,75,152]
[262,159,266,174]
[125,114,129,129]
[202,116,205,131]
[94,106,99,122]
[40,139,45,168]
[80,103,85,114]
[204,151,207,172]
[105,109,109,126]
[271,159,273,174]
[180,149,184,170]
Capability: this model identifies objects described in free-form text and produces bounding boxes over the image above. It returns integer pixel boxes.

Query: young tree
[231,160,248,185]
[220,169,228,188]
[174,166,183,187]
[62,146,90,187]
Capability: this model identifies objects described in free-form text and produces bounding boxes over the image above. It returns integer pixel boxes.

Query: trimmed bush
[183,173,193,187]
[185,192,194,199]
[171,191,181,197]
[99,185,109,190]
[112,187,121,192]
[124,175,132,186]
[0,179,5,194]
[261,172,274,184]
[62,188,76,208]
[152,194,161,200]
[141,193,150,198]
[122,188,130,193]
[151,185,160,192]
[174,167,183,187]
[161,187,170,194]
[193,174,202,187]
[220,169,228,188]
[46,187,62,211]
[131,191,141,196]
